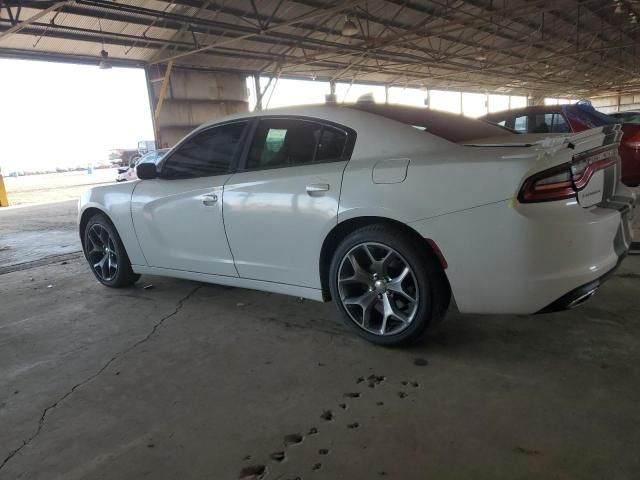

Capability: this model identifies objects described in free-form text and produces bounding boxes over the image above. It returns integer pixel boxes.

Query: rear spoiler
[462,124,622,150]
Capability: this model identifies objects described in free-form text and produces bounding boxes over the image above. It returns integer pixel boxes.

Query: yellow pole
[154,61,173,126]
[0,174,9,207]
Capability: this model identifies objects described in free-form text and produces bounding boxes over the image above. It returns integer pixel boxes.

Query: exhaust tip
[567,287,598,309]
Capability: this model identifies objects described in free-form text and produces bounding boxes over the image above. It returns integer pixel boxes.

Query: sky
[0,59,154,173]
[0,58,570,174]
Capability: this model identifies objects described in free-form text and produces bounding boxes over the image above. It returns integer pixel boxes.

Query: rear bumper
[409,190,635,315]
[537,253,625,313]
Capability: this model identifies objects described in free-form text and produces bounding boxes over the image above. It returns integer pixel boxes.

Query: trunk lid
[461,125,624,208]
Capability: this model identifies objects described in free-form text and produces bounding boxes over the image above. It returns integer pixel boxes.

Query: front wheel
[83,213,140,288]
[329,225,450,346]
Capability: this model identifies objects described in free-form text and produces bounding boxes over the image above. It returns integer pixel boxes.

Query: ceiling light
[631,15,638,23]
[614,2,623,14]
[341,17,359,37]
[98,49,112,69]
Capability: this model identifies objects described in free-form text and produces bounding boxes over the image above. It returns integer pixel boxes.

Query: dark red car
[481,103,640,187]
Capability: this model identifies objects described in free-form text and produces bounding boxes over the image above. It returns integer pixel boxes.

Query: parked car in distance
[109,148,140,166]
[79,104,635,346]
[116,148,169,182]
[481,103,640,186]
[108,140,157,167]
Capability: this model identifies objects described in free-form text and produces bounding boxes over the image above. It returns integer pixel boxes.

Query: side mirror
[136,162,158,180]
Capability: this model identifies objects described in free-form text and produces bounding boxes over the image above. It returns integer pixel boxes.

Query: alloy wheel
[337,242,419,336]
[86,224,119,281]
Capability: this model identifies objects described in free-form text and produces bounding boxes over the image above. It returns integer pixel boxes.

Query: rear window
[347,104,516,142]
[611,112,640,124]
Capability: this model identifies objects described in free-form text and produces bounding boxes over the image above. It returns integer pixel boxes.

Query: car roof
[199,103,513,143]
[482,105,565,119]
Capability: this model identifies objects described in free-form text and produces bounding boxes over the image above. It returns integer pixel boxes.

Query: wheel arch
[79,207,111,249]
[319,216,450,301]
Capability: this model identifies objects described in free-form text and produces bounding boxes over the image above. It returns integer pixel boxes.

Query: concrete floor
[1,200,640,479]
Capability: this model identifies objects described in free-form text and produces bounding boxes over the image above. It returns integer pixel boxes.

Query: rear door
[222,117,355,288]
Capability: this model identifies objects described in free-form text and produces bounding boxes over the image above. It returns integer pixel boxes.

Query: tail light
[519,145,619,203]
[622,127,640,149]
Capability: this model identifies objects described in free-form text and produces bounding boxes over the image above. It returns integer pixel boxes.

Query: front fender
[78,181,146,266]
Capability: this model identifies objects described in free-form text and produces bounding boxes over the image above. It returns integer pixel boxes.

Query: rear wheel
[329,225,449,346]
[83,213,140,288]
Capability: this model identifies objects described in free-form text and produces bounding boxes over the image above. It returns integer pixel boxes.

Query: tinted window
[162,122,247,178]
[246,119,345,170]
[532,114,551,133]
[612,112,640,124]
[531,113,570,133]
[550,113,570,133]
[316,126,347,161]
[513,115,528,133]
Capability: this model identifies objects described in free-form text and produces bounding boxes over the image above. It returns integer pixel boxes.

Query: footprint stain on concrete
[238,464,267,479]
[284,433,303,446]
[320,410,334,421]
[347,422,360,429]
[344,392,360,398]
[270,451,286,462]
[366,374,385,388]
[318,448,329,455]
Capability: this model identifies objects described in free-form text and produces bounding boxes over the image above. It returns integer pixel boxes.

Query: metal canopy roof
[1,0,639,97]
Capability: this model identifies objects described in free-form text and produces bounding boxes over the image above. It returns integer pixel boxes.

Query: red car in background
[481,103,640,186]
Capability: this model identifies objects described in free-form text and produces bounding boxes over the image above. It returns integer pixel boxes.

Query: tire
[329,225,450,346]
[83,213,140,288]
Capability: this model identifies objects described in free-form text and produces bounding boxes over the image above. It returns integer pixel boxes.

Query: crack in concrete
[0,284,202,472]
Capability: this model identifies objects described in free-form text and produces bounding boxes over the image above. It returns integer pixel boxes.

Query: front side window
[246,119,347,170]
[162,122,247,178]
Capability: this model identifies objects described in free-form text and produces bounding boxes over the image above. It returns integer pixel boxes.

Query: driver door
[131,121,248,277]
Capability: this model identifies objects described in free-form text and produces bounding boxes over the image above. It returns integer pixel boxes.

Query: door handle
[202,193,218,206]
[306,184,330,195]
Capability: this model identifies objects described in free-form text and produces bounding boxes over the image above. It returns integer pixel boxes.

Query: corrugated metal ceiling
[1,0,640,96]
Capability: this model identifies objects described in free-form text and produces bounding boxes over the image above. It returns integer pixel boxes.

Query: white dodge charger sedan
[79,104,636,345]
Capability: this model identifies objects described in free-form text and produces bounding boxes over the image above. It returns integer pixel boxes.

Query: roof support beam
[149,0,368,65]
[0,0,71,41]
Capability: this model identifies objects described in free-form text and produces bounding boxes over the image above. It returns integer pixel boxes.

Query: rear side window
[162,122,247,178]
[246,119,347,170]
[550,114,570,133]
[513,115,528,133]
[531,113,570,133]
[316,126,347,162]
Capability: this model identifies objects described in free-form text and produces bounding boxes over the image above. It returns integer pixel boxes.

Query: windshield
[347,104,516,142]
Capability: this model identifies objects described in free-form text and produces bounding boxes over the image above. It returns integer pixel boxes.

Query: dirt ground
[2,169,119,206]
